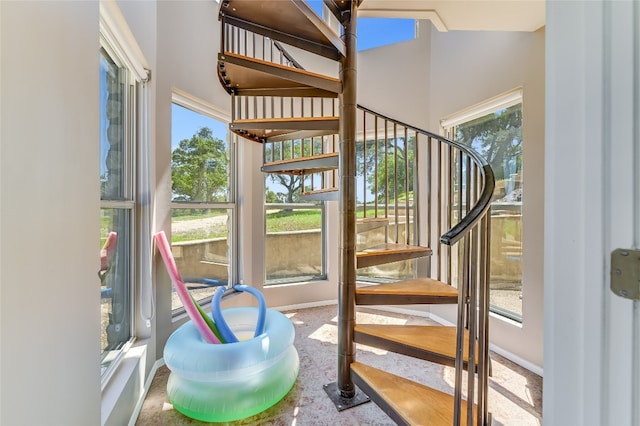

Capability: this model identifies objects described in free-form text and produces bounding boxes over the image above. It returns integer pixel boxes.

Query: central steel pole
[337,0,358,398]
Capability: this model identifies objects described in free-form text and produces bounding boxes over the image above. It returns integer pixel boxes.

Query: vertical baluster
[221,22,226,53]
[482,209,491,424]
[262,140,267,165]
[426,136,432,274]
[372,115,380,218]
[466,155,472,216]
[252,32,256,58]
[392,123,398,243]
[270,96,274,120]
[363,111,367,218]
[458,150,464,226]
[384,120,389,221]
[243,29,247,56]
[454,231,471,426]
[436,140,442,281]
[253,95,258,120]
[447,145,453,284]
[476,212,489,426]
[467,224,478,426]
[404,127,410,244]
[413,132,420,249]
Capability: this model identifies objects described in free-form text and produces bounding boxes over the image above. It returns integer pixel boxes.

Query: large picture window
[442,90,524,321]
[263,140,326,284]
[170,97,236,313]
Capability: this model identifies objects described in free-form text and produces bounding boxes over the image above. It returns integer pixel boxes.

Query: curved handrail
[356,104,495,247]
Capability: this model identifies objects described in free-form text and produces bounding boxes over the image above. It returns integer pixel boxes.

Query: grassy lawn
[266,209,321,232]
[101,205,406,244]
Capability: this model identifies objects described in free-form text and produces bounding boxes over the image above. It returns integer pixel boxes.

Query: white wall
[428,27,545,371]
[0,2,101,424]
[545,1,640,424]
[358,22,431,129]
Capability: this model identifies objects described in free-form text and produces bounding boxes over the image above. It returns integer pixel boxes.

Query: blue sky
[306,0,415,51]
[171,104,228,149]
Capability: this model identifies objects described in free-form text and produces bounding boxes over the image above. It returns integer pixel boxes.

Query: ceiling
[358,0,545,32]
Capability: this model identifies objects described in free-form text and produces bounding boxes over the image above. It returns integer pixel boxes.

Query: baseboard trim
[128,358,165,426]
[273,299,338,312]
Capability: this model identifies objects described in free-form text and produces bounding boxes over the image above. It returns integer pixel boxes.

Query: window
[442,90,524,321]
[357,18,415,51]
[170,97,236,313]
[99,47,135,377]
[99,2,151,382]
[307,1,415,51]
[263,140,326,284]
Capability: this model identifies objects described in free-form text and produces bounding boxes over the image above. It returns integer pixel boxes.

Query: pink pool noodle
[154,231,221,344]
[100,232,117,270]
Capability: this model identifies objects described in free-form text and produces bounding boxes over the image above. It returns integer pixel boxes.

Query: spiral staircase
[217,1,495,424]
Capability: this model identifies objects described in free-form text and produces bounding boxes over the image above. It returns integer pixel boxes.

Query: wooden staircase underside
[301,187,339,201]
[219,0,345,60]
[218,52,341,97]
[261,152,339,174]
[231,115,339,133]
[356,243,432,269]
[354,324,478,370]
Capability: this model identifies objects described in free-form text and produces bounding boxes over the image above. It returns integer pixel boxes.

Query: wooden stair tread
[219,0,345,60]
[351,362,476,426]
[356,243,432,269]
[262,152,338,174]
[230,116,339,141]
[354,324,478,367]
[356,278,458,305]
[265,129,339,142]
[301,187,339,201]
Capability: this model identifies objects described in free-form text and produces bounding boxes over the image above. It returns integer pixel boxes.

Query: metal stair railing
[354,104,495,425]
[220,12,495,425]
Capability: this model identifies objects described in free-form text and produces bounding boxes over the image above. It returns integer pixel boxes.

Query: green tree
[265,139,317,203]
[172,127,229,202]
[455,105,522,182]
[267,174,302,203]
[356,136,415,203]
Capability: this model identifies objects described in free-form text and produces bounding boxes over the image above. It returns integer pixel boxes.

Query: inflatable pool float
[163,306,299,422]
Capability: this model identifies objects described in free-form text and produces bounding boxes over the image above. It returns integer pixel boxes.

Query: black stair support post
[337,0,357,399]
[324,0,370,411]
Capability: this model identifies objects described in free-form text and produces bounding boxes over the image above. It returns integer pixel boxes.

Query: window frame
[99,2,151,388]
[441,88,524,322]
[263,199,328,285]
[170,91,238,317]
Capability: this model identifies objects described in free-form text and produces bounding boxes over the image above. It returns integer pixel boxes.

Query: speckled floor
[135,305,542,425]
